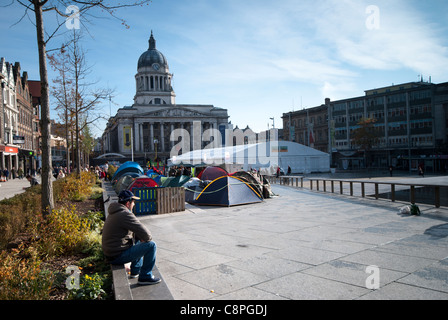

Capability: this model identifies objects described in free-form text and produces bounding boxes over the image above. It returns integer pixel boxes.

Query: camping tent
[127,176,159,193]
[184,178,204,204]
[145,168,163,177]
[197,166,228,181]
[230,171,265,198]
[112,161,144,183]
[145,168,165,185]
[114,172,141,193]
[186,175,263,207]
[161,175,190,187]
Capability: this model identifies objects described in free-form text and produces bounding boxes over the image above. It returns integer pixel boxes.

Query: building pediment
[139,107,212,118]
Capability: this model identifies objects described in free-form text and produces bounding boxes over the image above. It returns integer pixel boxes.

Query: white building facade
[1,58,20,172]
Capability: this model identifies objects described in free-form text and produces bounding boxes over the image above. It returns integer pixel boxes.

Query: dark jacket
[30,177,39,186]
[101,202,152,259]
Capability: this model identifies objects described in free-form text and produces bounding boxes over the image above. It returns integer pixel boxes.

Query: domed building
[101,31,230,165]
[134,32,175,106]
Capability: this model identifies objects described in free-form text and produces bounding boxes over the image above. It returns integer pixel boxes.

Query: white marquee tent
[169,141,330,174]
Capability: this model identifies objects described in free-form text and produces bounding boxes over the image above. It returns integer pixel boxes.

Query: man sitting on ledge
[102,190,161,285]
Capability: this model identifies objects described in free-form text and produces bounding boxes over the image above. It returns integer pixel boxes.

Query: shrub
[35,205,92,258]
[0,245,54,300]
[82,210,104,233]
[68,273,107,300]
[0,189,41,250]
[53,171,97,202]
[107,165,117,180]
[0,171,111,300]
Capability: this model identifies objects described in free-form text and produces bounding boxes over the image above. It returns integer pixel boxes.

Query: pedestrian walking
[17,167,24,179]
[418,164,424,177]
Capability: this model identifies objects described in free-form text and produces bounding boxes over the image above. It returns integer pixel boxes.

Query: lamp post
[131,127,134,162]
[154,138,158,161]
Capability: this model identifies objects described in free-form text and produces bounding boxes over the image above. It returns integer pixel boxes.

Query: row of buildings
[282,80,448,173]
[0,58,41,175]
[1,57,71,175]
[100,32,448,174]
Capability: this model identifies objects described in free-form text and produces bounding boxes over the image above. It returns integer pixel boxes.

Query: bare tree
[13,0,152,215]
[62,30,113,175]
[351,117,380,169]
[48,45,75,174]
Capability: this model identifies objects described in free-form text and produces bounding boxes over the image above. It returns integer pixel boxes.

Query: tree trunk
[33,0,54,215]
[65,108,70,174]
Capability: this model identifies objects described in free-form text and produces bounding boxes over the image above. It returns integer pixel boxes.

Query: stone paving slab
[138,181,448,300]
[254,272,370,300]
[358,282,448,300]
[397,258,448,293]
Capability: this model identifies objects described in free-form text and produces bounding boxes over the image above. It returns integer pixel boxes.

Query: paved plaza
[0,176,40,201]
[2,173,447,300]
[136,177,448,300]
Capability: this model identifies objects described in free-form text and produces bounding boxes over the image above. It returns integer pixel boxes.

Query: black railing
[268,176,446,208]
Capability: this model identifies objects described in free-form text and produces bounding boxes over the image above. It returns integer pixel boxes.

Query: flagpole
[131,127,134,162]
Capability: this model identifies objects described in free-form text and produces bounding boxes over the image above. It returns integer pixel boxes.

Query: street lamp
[154,138,158,161]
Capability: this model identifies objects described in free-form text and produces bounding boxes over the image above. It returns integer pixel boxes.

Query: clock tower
[102,31,230,162]
[134,31,176,105]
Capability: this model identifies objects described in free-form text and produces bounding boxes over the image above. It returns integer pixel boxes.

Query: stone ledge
[111,263,173,300]
[102,181,173,300]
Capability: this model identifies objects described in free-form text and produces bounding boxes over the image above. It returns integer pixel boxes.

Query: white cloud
[309,0,448,77]
[164,0,448,132]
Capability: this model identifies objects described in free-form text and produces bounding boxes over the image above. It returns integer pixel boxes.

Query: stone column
[191,120,202,151]
[160,121,165,152]
[150,122,154,151]
[139,123,143,152]
[170,123,175,150]
[215,121,220,148]
[134,121,140,152]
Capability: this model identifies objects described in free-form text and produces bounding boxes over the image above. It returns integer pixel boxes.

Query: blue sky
[1,0,448,138]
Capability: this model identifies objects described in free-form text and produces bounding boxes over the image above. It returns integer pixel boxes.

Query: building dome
[137,31,168,70]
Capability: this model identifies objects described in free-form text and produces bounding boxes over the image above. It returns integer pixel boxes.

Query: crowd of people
[0,164,110,185]
[0,167,27,182]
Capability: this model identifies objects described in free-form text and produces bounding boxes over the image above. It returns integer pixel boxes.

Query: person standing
[18,167,24,179]
[418,164,424,177]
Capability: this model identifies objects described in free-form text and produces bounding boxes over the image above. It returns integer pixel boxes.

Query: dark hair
[118,199,130,205]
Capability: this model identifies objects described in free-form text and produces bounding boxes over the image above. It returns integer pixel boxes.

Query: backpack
[410,204,421,216]
[399,204,421,216]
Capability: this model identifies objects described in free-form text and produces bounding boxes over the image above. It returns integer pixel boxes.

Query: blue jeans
[111,241,157,279]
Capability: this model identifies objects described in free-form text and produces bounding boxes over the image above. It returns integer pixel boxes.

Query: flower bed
[0,172,112,300]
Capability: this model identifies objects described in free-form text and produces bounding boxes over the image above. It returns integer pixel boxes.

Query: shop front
[18,148,36,175]
[0,145,19,172]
